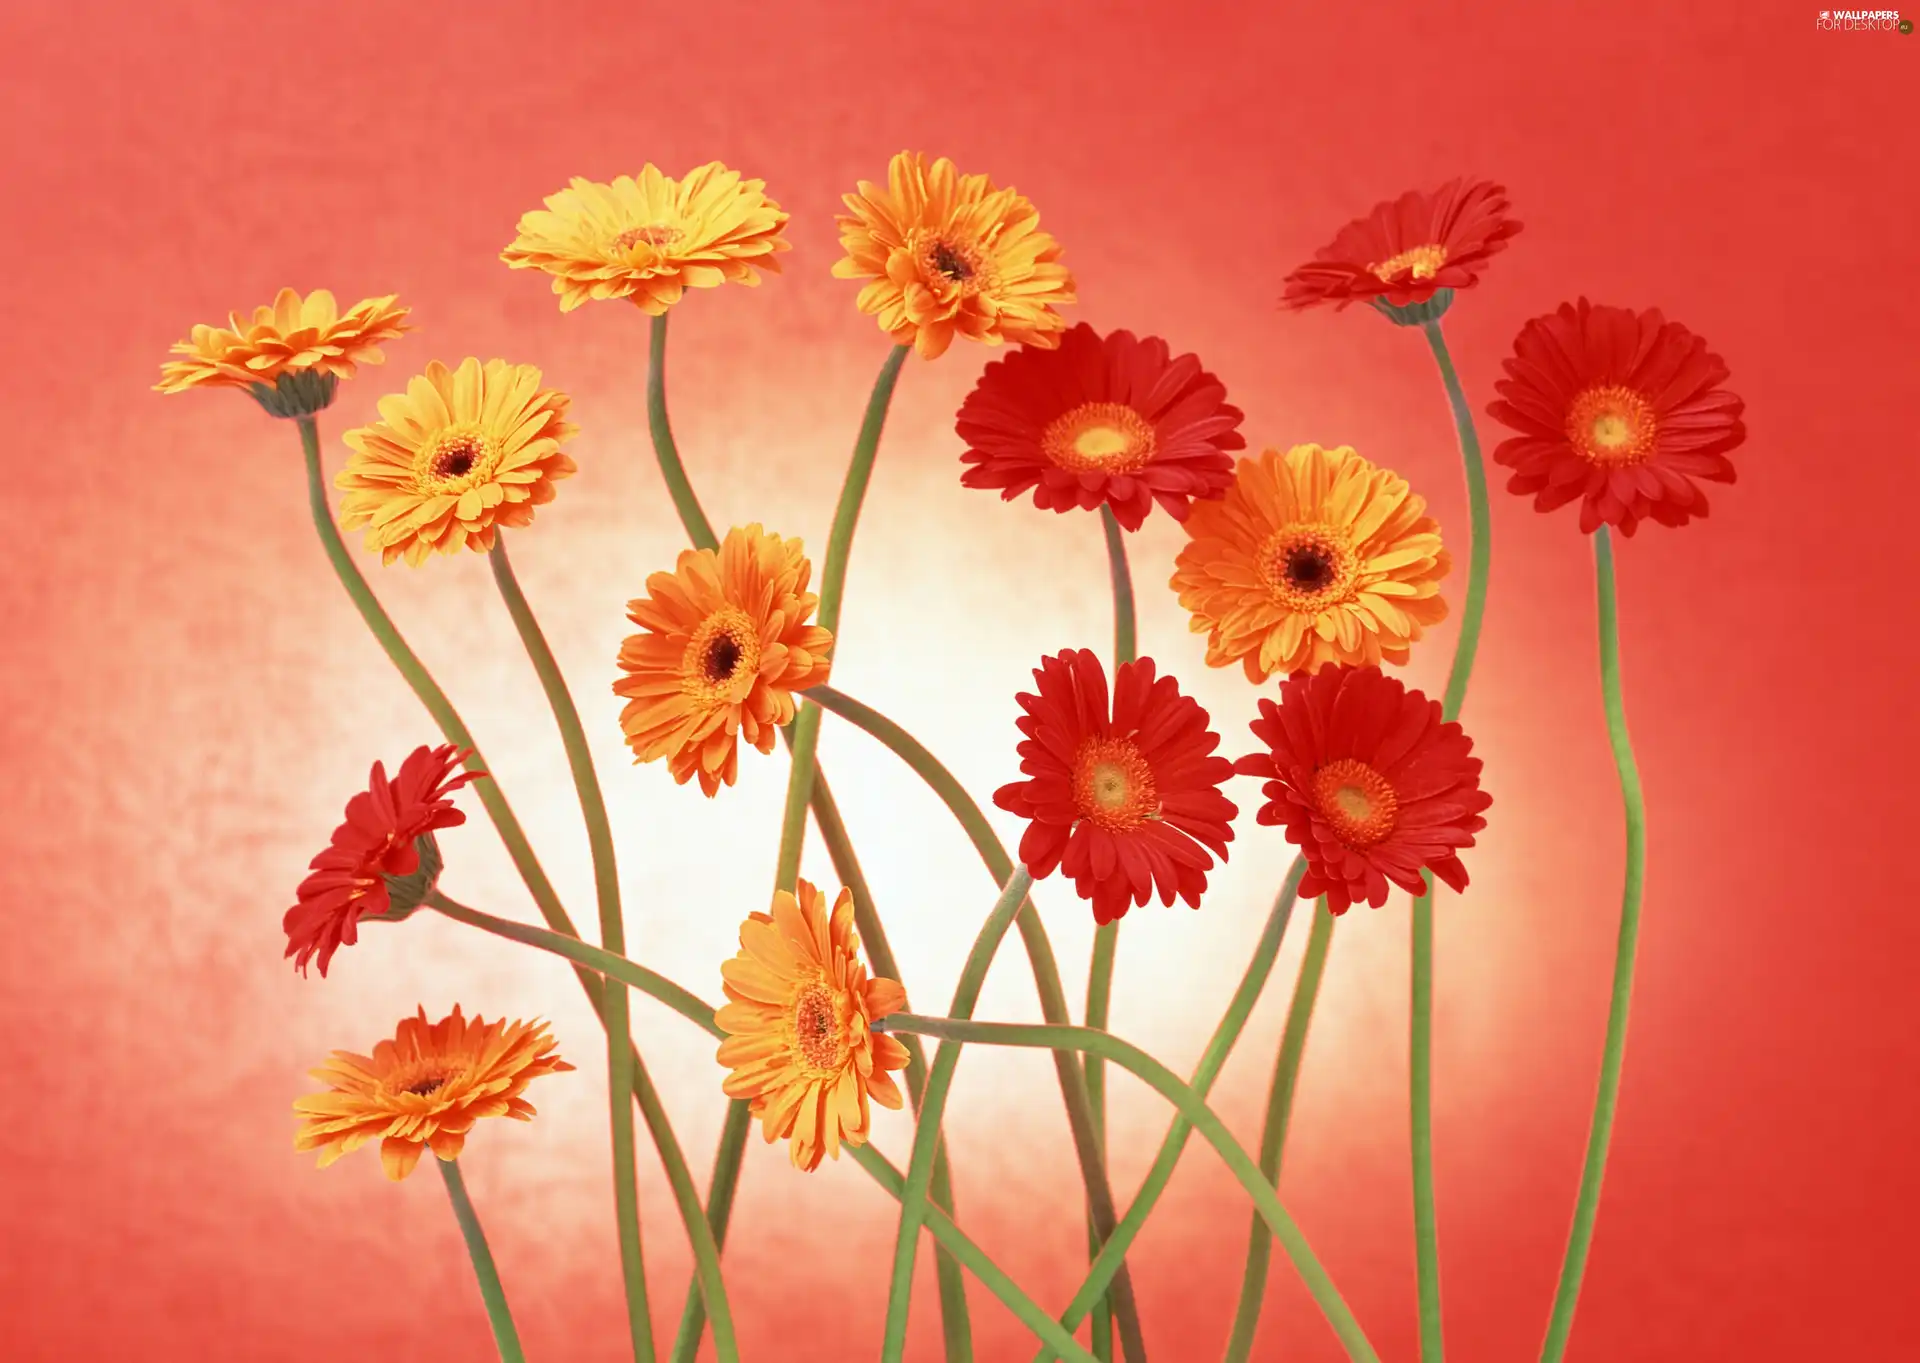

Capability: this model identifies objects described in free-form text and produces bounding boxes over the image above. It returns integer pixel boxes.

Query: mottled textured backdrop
[2,1,1913,1359]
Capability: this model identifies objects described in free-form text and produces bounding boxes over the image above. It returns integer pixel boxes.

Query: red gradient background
[2,1,1914,1359]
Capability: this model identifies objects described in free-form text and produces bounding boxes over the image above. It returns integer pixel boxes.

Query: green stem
[1084,503,1136,1363]
[669,342,913,1363]
[804,683,1146,1360]
[882,868,1034,1362]
[647,313,719,552]
[1033,855,1308,1363]
[1539,527,1647,1362]
[1405,319,1496,1362]
[427,889,1069,1359]
[487,535,663,1363]
[1222,899,1337,1363]
[293,418,588,945]
[641,318,971,1359]
[885,1014,1380,1363]
[438,1158,527,1363]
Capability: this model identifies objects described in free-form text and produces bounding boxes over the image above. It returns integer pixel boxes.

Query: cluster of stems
[289,304,1649,1363]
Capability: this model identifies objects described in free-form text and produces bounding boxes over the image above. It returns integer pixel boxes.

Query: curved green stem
[647,313,719,552]
[1034,855,1308,1363]
[884,1013,1380,1363]
[1402,317,1496,1362]
[1222,899,1337,1362]
[426,889,1069,1358]
[804,682,1146,1359]
[438,1158,526,1363]
[1084,503,1137,1362]
[1539,527,1647,1362]
[487,534,673,1363]
[669,342,915,1363]
[882,867,1033,1362]
[294,418,587,943]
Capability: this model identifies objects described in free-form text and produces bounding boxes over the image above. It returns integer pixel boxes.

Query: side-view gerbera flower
[293,1006,573,1181]
[614,524,833,798]
[1281,180,1522,313]
[1172,444,1451,681]
[335,358,579,566]
[1486,298,1746,535]
[1235,665,1491,913]
[832,150,1075,360]
[955,323,1245,530]
[994,649,1237,925]
[500,163,790,315]
[284,743,482,977]
[155,288,411,417]
[715,879,912,1172]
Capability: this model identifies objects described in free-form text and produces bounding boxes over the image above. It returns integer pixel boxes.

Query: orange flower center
[1566,384,1658,467]
[1309,759,1399,847]
[1369,243,1449,283]
[790,981,849,1073]
[683,608,762,699]
[387,1060,461,1100]
[1072,737,1160,831]
[1259,525,1358,609]
[1042,402,1158,475]
[418,427,499,490]
[614,223,682,254]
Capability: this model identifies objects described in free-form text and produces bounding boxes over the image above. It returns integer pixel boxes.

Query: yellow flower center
[1368,243,1449,283]
[1042,402,1158,475]
[1259,525,1359,610]
[613,223,683,254]
[1309,759,1399,847]
[682,608,762,700]
[1565,384,1658,467]
[416,427,500,492]
[1072,737,1160,831]
[790,981,849,1073]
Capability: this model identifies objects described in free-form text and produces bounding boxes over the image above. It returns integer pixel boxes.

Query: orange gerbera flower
[335,358,578,566]
[832,151,1075,360]
[155,288,410,416]
[715,879,911,1172]
[1171,445,1451,681]
[501,163,789,315]
[614,525,833,797]
[293,1006,572,1181]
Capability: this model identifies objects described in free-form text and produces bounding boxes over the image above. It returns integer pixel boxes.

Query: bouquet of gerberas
[157,155,1745,1363]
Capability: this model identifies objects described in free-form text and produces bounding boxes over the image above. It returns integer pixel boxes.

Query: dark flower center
[705,633,743,681]
[404,1074,448,1097]
[791,982,848,1071]
[1285,545,1336,591]
[430,434,487,482]
[930,242,973,281]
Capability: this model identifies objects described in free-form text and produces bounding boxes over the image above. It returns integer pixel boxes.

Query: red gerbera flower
[956,323,1245,531]
[1486,298,1745,535]
[993,649,1238,925]
[284,744,483,976]
[1234,666,1490,914]
[1281,179,1522,312]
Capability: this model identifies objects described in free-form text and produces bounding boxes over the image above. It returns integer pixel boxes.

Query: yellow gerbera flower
[1171,444,1451,680]
[500,163,790,314]
[831,151,1075,360]
[335,358,579,567]
[715,879,911,1172]
[613,524,833,797]
[155,288,410,416]
[293,1005,572,1181]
